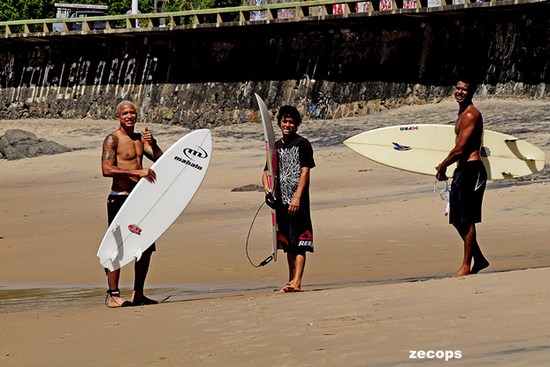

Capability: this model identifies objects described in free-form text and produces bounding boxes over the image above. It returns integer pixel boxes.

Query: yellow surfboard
[344,124,545,180]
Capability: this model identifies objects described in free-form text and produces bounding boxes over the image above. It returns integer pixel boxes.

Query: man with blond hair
[101,101,163,307]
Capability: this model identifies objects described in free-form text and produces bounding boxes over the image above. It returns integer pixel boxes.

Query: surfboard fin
[501,172,518,179]
[108,225,121,261]
[134,248,143,262]
[108,249,119,262]
[504,138,539,161]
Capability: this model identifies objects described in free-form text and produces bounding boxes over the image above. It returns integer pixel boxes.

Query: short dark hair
[277,105,302,126]
[457,72,479,94]
[462,81,478,94]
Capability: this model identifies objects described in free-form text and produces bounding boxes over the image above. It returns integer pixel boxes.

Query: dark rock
[231,184,263,192]
[0,129,71,160]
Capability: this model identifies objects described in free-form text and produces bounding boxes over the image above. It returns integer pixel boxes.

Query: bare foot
[452,266,471,277]
[105,291,132,308]
[471,258,490,274]
[276,283,302,293]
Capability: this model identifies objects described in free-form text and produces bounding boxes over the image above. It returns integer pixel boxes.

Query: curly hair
[277,105,302,127]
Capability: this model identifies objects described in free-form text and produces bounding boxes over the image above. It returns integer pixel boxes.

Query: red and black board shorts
[276,206,314,254]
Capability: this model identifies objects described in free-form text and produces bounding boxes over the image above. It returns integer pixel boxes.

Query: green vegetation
[165,0,244,12]
[0,0,243,21]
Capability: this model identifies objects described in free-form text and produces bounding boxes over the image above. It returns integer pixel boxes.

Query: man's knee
[453,222,474,236]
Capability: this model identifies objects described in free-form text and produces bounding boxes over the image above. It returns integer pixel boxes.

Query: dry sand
[1,99,549,366]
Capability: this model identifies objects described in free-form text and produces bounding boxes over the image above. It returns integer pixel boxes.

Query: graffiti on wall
[0,54,159,105]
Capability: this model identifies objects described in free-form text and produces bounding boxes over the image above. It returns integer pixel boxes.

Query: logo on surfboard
[128,224,142,235]
[392,142,412,151]
[183,146,208,160]
[174,145,208,170]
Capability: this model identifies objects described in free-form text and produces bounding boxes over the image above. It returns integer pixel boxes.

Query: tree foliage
[165,0,241,12]
[0,0,244,21]
[1,0,53,20]
[0,2,20,21]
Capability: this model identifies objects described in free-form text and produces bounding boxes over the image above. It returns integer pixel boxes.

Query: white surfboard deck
[255,93,278,262]
[97,129,212,271]
[344,124,545,180]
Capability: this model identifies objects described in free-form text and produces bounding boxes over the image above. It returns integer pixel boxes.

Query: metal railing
[0,0,542,38]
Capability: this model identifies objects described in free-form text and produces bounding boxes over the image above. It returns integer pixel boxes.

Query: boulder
[0,129,71,160]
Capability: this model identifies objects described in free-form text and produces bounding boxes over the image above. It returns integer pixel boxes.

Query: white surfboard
[344,124,545,180]
[255,93,278,262]
[97,129,212,271]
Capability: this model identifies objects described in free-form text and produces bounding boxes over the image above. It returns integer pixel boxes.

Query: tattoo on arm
[102,134,117,161]
[102,150,115,161]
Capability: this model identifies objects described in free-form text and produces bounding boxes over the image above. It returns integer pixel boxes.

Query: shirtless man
[436,81,490,277]
[101,101,163,307]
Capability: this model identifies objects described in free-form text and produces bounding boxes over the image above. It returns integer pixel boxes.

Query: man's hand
[435,164,448,181]
[140,167,157,183]
[288,196,300,215]
[142,126,156,146]
[265,192,277,210]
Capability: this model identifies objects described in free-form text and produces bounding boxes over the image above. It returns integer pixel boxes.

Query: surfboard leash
[433,179,451,216]
[245,201,274,268]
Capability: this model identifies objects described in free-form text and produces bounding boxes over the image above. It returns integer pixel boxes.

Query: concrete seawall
[0,2,548,127]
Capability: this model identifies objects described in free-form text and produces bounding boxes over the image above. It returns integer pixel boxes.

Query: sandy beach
[1,99,549,366]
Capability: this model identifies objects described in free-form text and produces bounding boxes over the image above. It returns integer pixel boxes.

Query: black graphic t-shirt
[275,134,315,207]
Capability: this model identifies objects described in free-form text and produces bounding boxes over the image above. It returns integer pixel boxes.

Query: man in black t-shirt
[262,105,315,292]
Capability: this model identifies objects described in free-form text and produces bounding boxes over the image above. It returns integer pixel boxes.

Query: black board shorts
[449,161,487,228]
[276,206,314,254]
[107,194,156,253]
